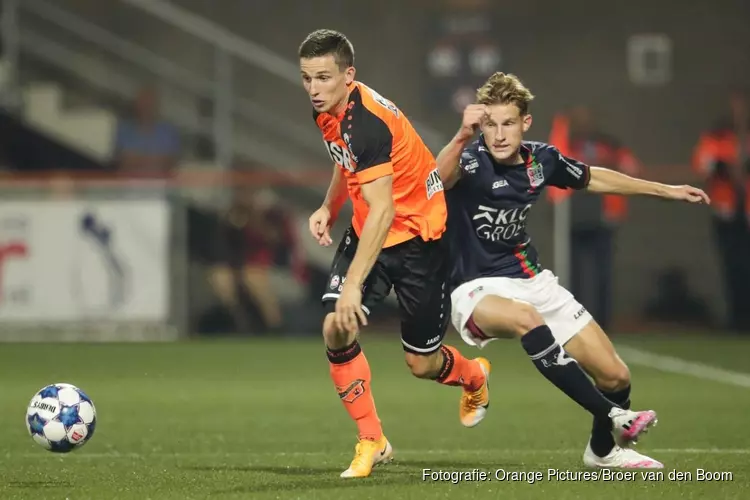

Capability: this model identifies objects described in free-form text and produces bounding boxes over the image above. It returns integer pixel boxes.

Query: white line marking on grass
[616,345,750,389]
[4,448,749,460]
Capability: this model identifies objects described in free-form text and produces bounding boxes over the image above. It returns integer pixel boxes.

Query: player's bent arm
[586,166,671,197]
[436,132,473,189]
[322,163,349,220]
[344,175,395,287]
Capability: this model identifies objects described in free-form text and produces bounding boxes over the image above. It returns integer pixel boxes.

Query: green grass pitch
[0,333,748,499]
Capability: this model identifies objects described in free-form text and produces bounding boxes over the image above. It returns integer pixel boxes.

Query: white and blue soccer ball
[26,383,97,453]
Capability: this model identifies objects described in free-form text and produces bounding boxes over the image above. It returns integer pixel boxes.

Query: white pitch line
[3,448,749,460]
[616,345,750,389]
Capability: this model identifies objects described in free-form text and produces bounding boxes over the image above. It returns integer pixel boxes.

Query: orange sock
[435,345,485,391]
[327,341,382,441]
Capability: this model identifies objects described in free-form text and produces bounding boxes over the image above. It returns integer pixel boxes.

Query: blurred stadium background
[0,0,747,339]
[0,1,748,498]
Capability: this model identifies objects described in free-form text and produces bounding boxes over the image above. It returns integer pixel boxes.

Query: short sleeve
[459,149,480,176]
[347,110,394,184]
[546,145,591,190]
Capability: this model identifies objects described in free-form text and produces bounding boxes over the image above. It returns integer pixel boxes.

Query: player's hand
[335,282,367,335]
[458,104,491,140]
[665,185,711,204]
[308,206,335,246]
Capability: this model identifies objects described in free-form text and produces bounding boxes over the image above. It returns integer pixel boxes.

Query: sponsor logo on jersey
[426,168,444,199]
[473,204,532,242]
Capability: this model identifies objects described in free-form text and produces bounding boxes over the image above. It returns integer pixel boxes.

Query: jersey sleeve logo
[460,151,479,174]
[425,168,444,199]
[558,153,584,179]
[366,87,400,117]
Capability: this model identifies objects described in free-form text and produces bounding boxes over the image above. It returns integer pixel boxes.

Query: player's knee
[596,361,631,391]
[322,313,355,350]
[512,302,545,336]
[404,351,441,379]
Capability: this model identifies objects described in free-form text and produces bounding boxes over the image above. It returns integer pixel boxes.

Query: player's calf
[565,322,631,392]
[322,312,383,444]
[403,346,490,428]
[563,320,655,455]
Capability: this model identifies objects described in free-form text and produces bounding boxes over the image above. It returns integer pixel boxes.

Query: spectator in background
[207,188,308,334]
[692,89,750,333]
[548,106,640,330]
[112,85,180,175]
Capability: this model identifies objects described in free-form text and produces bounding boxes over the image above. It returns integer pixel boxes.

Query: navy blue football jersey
[446,137,591,289]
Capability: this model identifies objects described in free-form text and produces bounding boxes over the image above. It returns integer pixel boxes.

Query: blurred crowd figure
[548,106,640,331]
[200,188,309,335]
[111,85,180,175]
[693,90,750,333]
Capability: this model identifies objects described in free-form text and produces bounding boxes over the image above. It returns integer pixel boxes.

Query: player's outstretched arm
[436,104,489,189]
[345,175,395,287]
[586,166,711,204]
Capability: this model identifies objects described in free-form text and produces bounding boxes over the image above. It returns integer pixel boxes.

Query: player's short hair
[298,29,355,70]
[476,72,535,115]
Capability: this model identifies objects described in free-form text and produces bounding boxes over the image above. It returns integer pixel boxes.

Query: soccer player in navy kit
[436,72,710,469]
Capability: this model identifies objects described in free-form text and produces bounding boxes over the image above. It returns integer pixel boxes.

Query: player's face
[481,103,532,164]
[300,55,355,114]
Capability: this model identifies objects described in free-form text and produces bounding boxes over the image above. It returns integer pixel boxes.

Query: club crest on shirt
[527,159,545,188]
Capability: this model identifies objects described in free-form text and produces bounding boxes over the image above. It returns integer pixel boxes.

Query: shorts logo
[330,275,366,294]
[337,379,366,404]
[573,306,587,320]
[426,335,441,345]
[468,285,484,299]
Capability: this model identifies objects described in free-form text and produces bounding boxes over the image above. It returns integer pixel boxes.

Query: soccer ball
[26,383,97,453]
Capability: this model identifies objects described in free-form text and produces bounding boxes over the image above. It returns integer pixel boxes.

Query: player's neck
[331,85,354,118]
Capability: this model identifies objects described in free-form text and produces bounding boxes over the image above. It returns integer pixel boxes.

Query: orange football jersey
[314,81,447,248]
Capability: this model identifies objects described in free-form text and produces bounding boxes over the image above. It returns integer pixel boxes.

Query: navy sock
[590,385,631,457]
[521,326,616,420]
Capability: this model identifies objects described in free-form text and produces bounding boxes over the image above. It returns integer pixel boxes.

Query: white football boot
[583,441,664,469]
[608,408,658,446]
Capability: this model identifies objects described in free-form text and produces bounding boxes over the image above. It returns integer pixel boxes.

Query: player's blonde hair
[476,72,535,115]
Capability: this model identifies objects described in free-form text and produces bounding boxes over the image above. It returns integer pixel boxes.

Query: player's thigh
[449,277,545,349]
[559,320,630,391]
[390,237,450,356]
[471,295,544,338]
[531,270,596,347]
